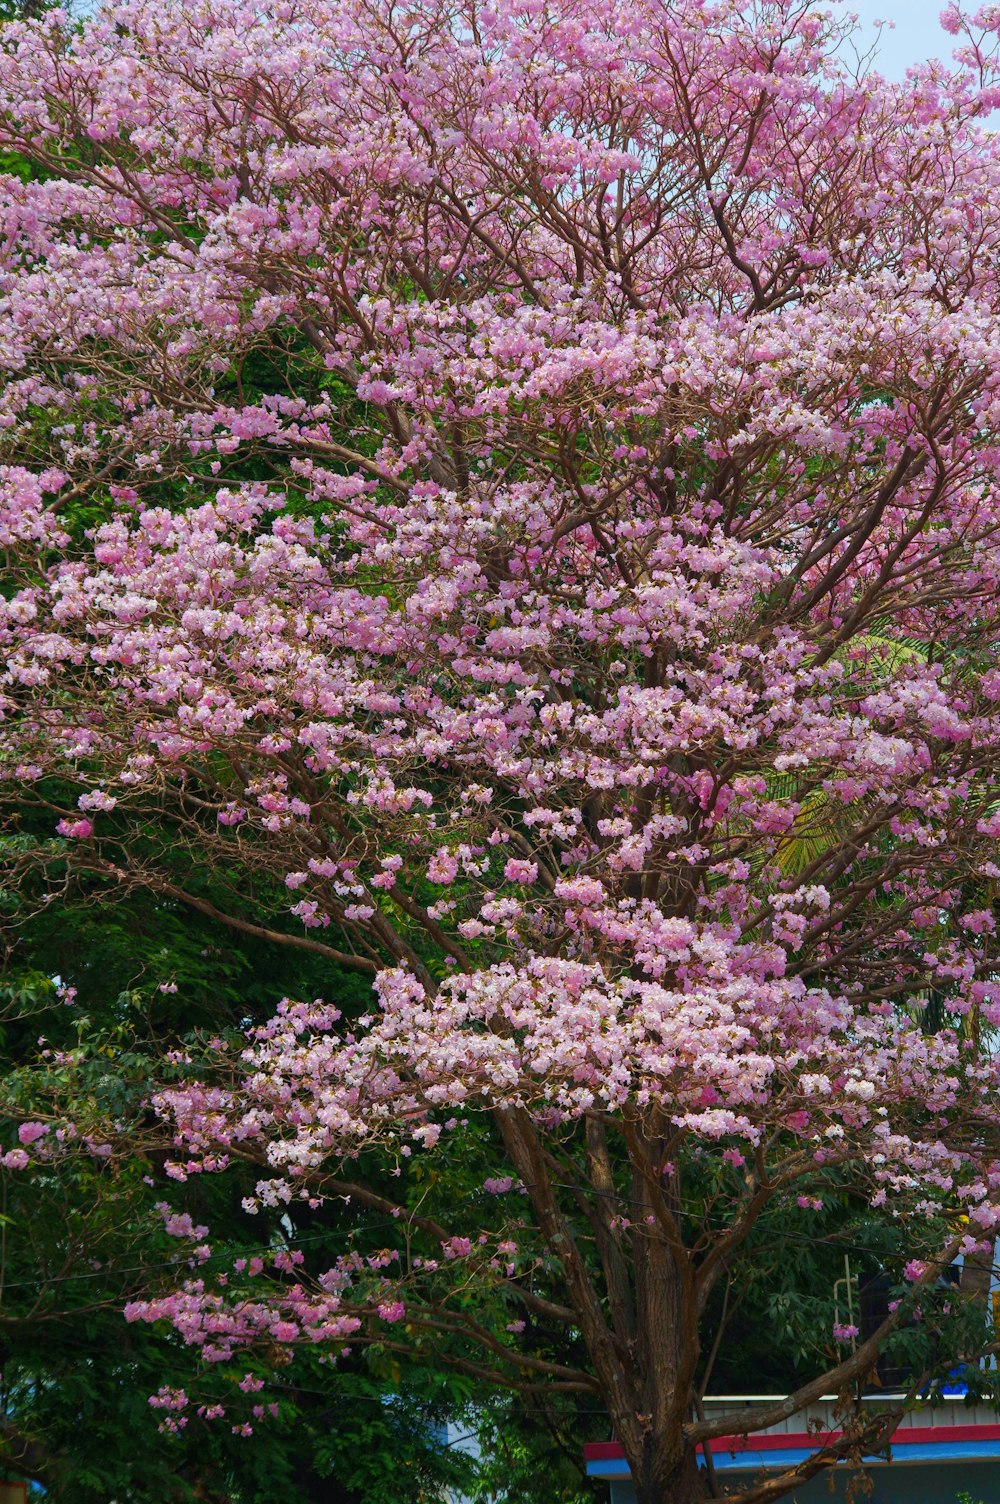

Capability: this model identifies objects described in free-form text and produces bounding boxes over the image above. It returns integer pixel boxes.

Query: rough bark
[629,1441,709,1504]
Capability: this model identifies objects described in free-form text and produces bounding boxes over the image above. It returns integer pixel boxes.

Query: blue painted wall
[608,1462,1000,1503]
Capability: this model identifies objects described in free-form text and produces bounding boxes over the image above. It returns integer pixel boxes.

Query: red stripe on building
[584,1423,1000,1462]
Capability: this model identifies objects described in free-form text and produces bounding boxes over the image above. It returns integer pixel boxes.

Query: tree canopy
[1,2,1000,1502]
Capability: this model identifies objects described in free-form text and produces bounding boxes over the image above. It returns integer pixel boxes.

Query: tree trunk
[959,1238,995,1357]
[629,1438,709,1504]
[960,1239,995,1306]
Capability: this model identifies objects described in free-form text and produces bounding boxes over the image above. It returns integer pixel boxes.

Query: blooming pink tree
[4,0,1000,1499]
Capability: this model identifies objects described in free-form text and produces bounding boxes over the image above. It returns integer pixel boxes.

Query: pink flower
[56,819,93,839]
[427,849,459,884]
[77,790,117,811]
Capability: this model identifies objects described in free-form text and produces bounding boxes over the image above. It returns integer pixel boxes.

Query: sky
[847,1,957,78]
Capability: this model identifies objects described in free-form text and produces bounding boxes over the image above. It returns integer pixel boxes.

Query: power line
[0,1177,978,1295]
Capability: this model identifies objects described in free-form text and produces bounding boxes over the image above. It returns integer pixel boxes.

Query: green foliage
[463,1394,603,1504]
[0,855,485,1501]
